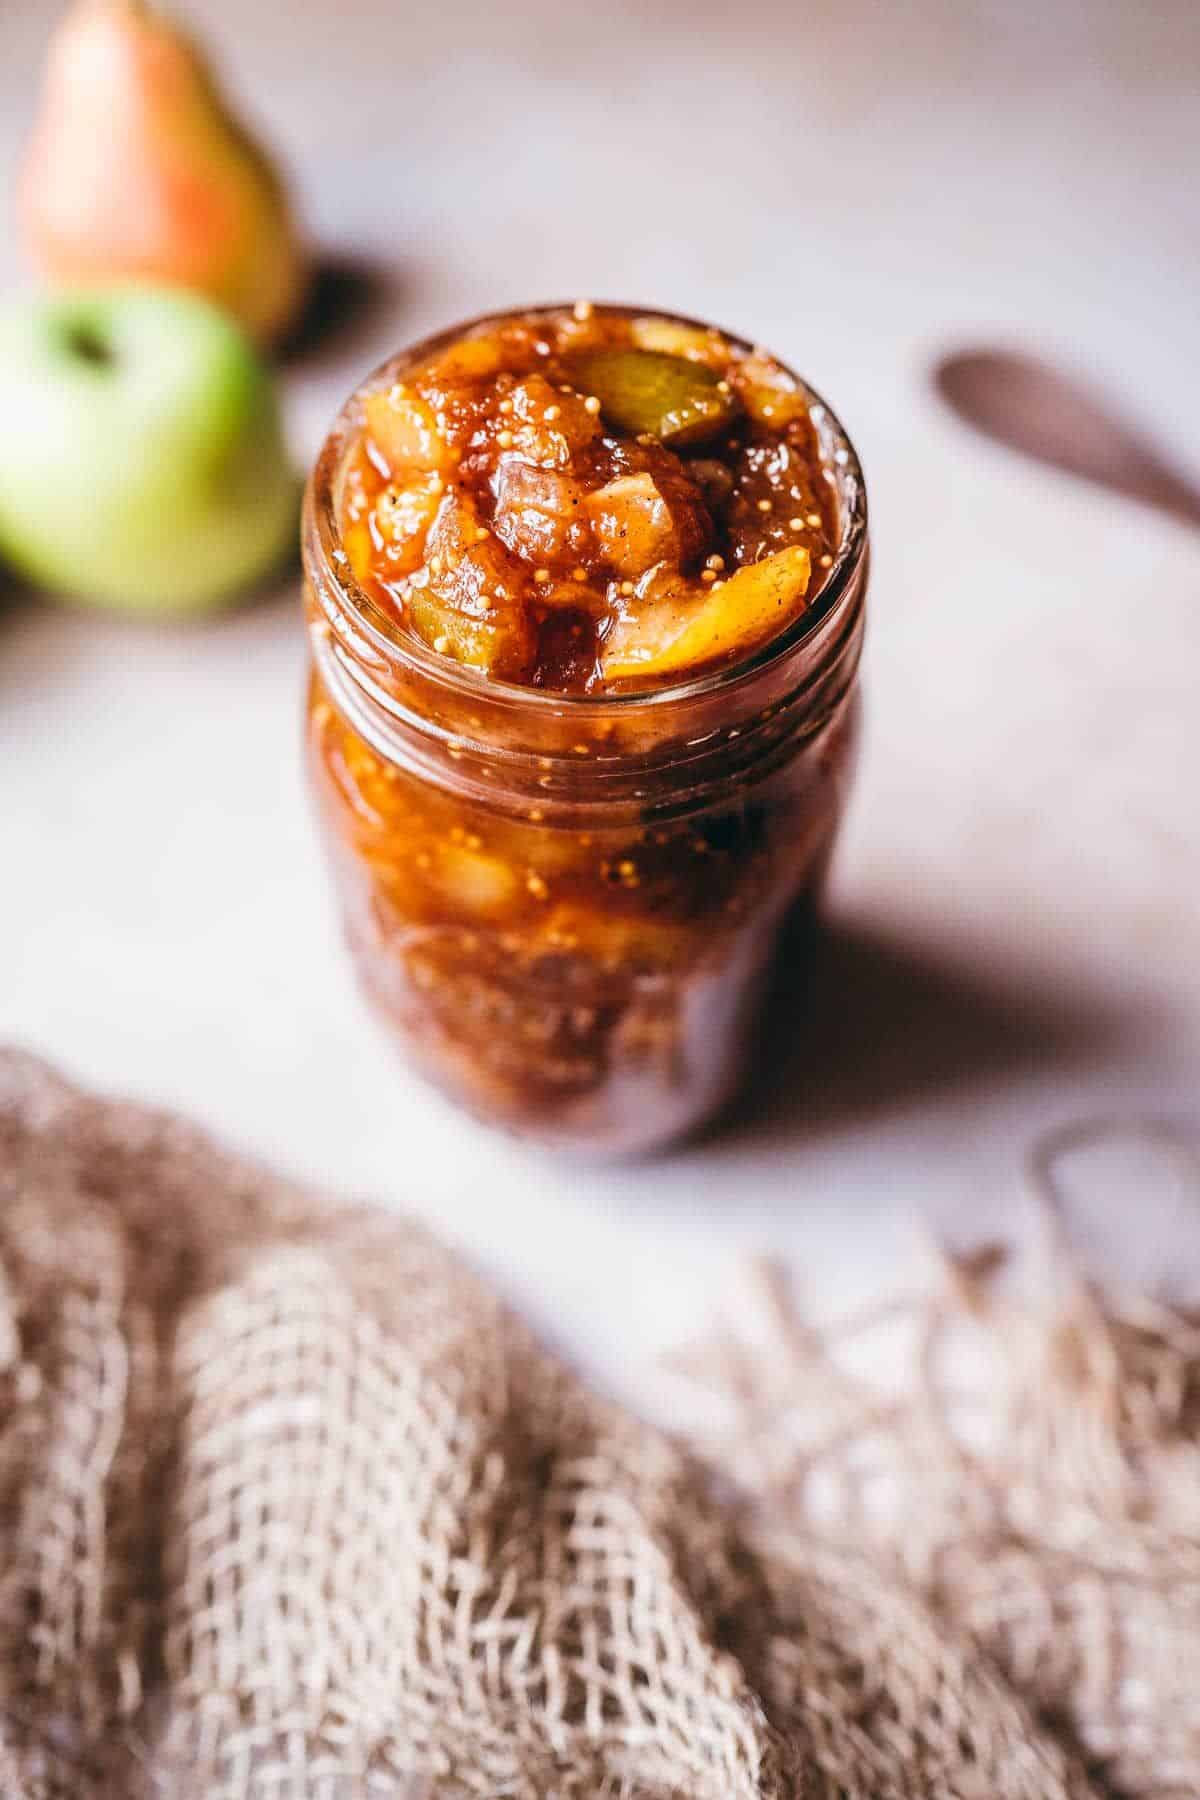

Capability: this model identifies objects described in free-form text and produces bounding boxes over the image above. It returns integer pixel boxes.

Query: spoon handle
[934,350,1200,532]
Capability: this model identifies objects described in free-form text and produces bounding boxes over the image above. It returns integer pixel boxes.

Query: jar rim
[305,301,868,717]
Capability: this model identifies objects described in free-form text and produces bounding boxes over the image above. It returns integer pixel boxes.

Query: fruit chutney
[303,304,867,1152]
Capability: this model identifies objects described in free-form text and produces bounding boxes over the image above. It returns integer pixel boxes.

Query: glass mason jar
[302,310,867,1154]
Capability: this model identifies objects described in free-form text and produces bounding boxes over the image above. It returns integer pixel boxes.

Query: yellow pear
[18,0,308,347]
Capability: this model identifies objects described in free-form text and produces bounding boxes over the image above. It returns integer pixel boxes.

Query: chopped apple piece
[601,545,812,681]
[630,318,730,364]
[370,476,443,576]
[508,375,600,467]
[535,902,695,970]
[586,460,711,578]
[424,488,522,610]
[343,517,375,588]
[434,841,519,915]
[491,457,590,568]
[566,349,739,447]
[363,385,452,479]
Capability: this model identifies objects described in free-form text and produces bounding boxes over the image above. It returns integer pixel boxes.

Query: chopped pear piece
[586,473,681,577]
[406,588,534,678]
[432,334,506,384]
[586,464,712,577]
[601,545,812,681]
[566,349,739,448]
[407,490,536,679]
[734,353,810,426]
[363,386,452,479]
[508,375,600,467]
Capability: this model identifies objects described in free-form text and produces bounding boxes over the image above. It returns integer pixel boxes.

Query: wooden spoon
[934,349,1200,530]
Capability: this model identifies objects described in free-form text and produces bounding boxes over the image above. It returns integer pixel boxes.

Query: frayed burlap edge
[671,1161,1200,1800]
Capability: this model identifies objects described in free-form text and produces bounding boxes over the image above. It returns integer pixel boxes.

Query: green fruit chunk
[565,349,739,447]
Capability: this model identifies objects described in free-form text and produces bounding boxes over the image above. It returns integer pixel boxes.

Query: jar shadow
[707,908,1139,1149]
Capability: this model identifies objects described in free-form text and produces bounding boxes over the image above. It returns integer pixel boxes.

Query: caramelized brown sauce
[338,305,838,692]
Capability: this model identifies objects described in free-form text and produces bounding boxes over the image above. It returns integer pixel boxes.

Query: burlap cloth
[0,1048,1194,1798]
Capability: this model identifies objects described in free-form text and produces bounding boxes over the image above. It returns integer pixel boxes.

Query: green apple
[0,285,298,614]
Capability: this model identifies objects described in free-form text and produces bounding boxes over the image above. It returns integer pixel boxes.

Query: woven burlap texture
[0,1047,1167,1799]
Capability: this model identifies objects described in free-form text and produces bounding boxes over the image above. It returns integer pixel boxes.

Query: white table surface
[2,0,1199,1411]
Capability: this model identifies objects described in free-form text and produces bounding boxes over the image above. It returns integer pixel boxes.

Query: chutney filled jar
[303,304,867,1154]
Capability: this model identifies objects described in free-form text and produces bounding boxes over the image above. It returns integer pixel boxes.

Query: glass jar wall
[302,307,867,1153]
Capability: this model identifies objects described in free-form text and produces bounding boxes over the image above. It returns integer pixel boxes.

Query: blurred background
[1,0,1198,1396]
